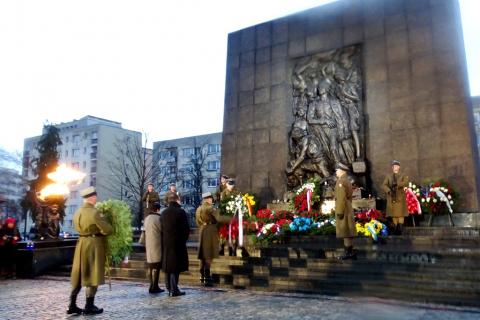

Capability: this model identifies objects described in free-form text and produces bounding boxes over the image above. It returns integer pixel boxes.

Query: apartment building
[152,132,222,224]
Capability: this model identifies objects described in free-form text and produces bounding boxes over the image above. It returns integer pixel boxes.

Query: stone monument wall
[221,0,480,211]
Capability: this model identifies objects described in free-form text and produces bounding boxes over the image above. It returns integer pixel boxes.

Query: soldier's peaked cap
[391,160,401,166]
[80,186,97,198]
[335,162,350,172]
[202,192,213,199]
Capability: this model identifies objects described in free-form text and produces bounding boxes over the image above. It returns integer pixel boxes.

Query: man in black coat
[161,193,190,297]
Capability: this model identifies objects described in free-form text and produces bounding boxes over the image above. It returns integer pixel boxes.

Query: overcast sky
[0,0,479,155]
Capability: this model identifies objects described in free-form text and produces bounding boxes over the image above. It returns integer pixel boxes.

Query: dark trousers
[165,272,180,293]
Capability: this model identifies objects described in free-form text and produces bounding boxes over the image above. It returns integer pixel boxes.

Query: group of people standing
[67,184,190,316]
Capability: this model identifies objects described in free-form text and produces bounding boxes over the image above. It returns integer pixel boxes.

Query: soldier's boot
[83,297,103,315]
[339,246,357,260]
[219,244,225,256]
[66,294,83,315]
[397,224,403,236]
[228,246,234,256]
[199,267,205,285]
[148,267,154,292]
[150,268,164,294]
[204,268,214,287]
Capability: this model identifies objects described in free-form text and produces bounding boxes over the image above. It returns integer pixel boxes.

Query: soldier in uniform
[195,192,230,286]
[382,160,408,235]
[68,187,113,315]
[164,183,181,205]
[220,178,238,201]
[215,175,229,202]
[142,183,160,219]
[334,163,357,260]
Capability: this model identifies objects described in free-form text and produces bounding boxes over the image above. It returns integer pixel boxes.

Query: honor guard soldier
[382,160,408,235]
[334,163,357,260]
[68,187,113,315]
[196,192,230,286]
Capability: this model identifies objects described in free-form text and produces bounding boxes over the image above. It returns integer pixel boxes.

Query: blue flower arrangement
[289,217,313,233]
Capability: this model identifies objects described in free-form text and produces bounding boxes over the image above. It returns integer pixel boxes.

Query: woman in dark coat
[161,193,190,296]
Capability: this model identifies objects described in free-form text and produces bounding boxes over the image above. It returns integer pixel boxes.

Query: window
[83,161,87,169]
[160,166,175,175]
[73,135,80,143]
[65,136,69,143]
[207,178,219,187]
[71,162,79,169]
[182,148,195,157]
[160,149,176,159]
[181,164,194,173]
[90,175,96,187]
[207,160,220,171]
[182,180,194,189]
[90,166,97,173]
[65,150,69,158]
[91,131,98,144]
[83,147,87,154]
[182,195,194,205]
[72,148,80,157]
[208,144,220,154]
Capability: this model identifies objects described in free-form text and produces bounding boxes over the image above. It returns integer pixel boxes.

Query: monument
[221,0,479,212]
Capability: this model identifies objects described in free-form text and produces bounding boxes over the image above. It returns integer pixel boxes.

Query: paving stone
[1,277,480,320]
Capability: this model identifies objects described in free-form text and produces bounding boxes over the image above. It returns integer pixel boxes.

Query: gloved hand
[336,213,344,220]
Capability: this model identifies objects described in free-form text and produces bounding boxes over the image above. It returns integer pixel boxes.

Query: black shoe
[67,295,83,315]
[219,247,225,256]
[83,297,103,315]
[338,246,357,260]
[67,305,83,315]
[228,246,234,256]
[149,287,165,294]
[170,290,186,297]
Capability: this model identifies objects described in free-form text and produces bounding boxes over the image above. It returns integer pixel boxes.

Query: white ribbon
[306,187,313,212]
[434,189,453,213]
[237,202,244,247]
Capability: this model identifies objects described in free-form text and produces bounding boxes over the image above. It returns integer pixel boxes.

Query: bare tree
[101,134,167,228]
[178,138,211,210]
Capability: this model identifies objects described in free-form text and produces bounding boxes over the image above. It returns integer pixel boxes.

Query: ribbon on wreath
[306,187,313,212]
[228,203,245,248]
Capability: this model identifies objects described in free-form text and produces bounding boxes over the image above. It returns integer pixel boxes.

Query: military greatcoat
[335,174,357,238]
[196,201,222,260]
[70,202,113,287]
[382,173,409,218]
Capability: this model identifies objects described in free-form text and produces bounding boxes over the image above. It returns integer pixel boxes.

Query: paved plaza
[0,277,480,320]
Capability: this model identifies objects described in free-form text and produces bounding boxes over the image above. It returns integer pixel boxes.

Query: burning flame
[38,164,86,201]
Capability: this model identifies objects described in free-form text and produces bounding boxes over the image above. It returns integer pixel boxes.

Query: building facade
[152,132,222,224]
[23,115,141,233]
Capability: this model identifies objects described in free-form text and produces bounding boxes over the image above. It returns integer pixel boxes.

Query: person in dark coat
[335,163,357,260]
[161,193,190,297]
[0,217,21,279]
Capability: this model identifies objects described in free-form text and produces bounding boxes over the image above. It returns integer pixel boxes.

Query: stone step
[240,276,480,306]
